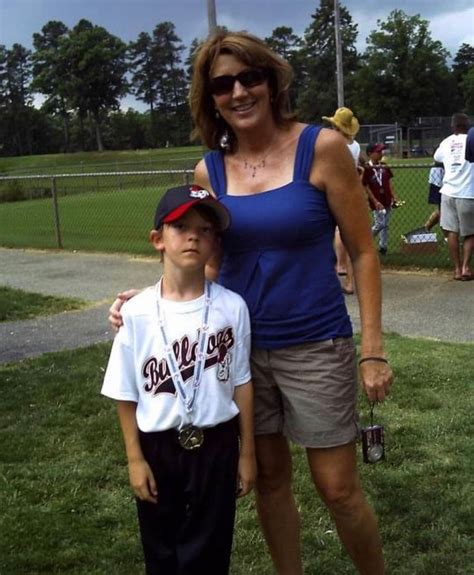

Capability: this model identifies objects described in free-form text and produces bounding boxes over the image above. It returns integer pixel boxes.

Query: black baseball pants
[136,418,239,575]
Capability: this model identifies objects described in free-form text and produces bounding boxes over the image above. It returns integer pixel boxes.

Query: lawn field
[0,149,450,267]
[1,334,472,574]
[0,146,204,176]
[0,286,87,321]
[0,178,173,253]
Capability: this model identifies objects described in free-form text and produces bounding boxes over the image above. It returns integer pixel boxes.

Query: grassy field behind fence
[0,149,451,268]
[1,334,473,574]
[0,146,204,175]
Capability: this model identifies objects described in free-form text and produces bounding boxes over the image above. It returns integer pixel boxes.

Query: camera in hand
[361,424,385,464]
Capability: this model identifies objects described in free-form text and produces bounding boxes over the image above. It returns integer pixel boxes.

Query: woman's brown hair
[189,30,294,151]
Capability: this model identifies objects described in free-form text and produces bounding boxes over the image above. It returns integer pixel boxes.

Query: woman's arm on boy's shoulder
[233,381,256,498]
[116,401,158,504]
[109,290,142,331]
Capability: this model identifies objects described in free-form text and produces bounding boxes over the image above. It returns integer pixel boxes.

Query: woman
[112,31,393,574]
[322,107,362,295]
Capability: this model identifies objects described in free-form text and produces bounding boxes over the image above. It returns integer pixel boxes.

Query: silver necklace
[240,136,276,178]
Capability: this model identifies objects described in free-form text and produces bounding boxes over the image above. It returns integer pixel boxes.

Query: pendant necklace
[240,134,276,178]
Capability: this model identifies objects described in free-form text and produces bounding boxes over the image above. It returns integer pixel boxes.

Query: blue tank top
[205,124,352,349]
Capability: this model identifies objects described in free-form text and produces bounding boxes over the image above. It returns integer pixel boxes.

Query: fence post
[183,172,191,185]
[50,177,63,249]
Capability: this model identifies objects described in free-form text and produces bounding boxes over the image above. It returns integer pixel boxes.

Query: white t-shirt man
[434,134,474,199]
[102,282,252,432]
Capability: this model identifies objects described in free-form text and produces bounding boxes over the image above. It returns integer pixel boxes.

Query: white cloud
[429,8,474,56]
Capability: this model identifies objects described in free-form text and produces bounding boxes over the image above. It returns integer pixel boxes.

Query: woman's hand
[236,452,257,498]
[108,289,140,331]
[359,360,393,403]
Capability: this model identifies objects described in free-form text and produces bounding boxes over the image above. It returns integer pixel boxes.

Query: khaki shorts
[440,195,474,237]
[251,338,359,449]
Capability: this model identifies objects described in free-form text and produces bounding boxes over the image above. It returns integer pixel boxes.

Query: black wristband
[358,356,389,366]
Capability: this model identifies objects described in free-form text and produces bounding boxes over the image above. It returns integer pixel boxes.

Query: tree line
[1,0,473,156]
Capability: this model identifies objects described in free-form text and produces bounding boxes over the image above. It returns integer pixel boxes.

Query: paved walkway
[1,247,473,363]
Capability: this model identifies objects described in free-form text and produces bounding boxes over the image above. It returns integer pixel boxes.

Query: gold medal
[178,426,204,450]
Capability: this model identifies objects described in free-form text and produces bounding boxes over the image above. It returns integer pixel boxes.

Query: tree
[265,26,303,111]
[128,32,158,115]
[31,20,72,151]
[185,37,201,82]
[452,43,474,79]
[152,22,189,146]
[353,10,453,123]
[452,43,474,111]
[298,0,359,122]
[103,109,151,150]
[64,20,128,151]
[460,67,474,115]
[129,22,189,146]
[0,43,33,155]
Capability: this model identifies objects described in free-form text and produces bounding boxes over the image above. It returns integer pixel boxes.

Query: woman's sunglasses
[209,68,268,96]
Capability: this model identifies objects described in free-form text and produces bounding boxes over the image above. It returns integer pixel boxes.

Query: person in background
[110,30,393,575]
[363,143,399,256]
[434,113,474,281]
[322,107,361,295]
[465,125,474,163]
[424,161,445,231]
[102,185,256,574]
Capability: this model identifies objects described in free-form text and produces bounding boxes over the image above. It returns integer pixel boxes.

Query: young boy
[101,184,256,575]
[363,143,399,255]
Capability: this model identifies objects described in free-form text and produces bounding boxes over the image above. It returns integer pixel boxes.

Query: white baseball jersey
[101,282,252,432]
[434,134,474,199]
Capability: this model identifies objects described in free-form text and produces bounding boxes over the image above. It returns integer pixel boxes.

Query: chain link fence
[0,165,451,269]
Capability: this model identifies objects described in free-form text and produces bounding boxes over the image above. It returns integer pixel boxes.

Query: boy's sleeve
[232,299,252,387]
[101,312,139,402]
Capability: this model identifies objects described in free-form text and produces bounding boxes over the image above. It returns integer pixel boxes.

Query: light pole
[207,0,217,34]
[334,0,344,107]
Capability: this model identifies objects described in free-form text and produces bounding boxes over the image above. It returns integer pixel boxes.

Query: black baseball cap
[154,185,230,231]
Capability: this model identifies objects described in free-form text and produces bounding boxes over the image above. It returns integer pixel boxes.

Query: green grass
[0,164,450,267]
[0,146,205,175]
[0,334,472,574]
[0,286,87,321]
[0,148,450,267]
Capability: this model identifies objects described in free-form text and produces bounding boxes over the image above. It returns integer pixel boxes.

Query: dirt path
[1,248,472,363]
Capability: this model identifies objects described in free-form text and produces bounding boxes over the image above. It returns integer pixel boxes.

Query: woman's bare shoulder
[311,128,357,190]
[315,126,347,153]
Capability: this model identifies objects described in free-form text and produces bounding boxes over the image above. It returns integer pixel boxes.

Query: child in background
[363,143,399,255]
[424,161,445,231]
[101,184,256,574]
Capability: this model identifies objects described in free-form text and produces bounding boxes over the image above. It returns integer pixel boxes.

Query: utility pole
[334,0,344,107]
[207,0,217,34]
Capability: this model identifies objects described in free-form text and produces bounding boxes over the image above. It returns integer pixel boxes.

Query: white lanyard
[155,279,212,414]
[369,160,383,188]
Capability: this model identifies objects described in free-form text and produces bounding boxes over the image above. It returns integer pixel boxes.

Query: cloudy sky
[1,0,472,110]
[1,0,473,57]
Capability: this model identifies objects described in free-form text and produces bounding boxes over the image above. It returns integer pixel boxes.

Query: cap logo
[189,189,209,200]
